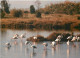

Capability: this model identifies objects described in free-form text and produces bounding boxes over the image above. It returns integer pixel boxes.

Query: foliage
[24,11,29,13]
[0,9,5,18]
[12,9,23,17]
[30,5,35,14]
[44,11,50,14]
[77,16,80,20]
[36,12,41,18]
[40,2,80,15]
[1,0,10,14]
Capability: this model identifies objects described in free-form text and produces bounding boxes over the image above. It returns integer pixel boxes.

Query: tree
[35,0,41,11]
[30,5,35,14]
[36,12,41,18]
[1,0,10,14]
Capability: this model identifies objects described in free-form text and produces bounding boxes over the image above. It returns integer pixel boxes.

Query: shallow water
[0,29,80,58]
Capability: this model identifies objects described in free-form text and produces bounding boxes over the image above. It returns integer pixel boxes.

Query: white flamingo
[31,45,37,52]
[20,33,26,39]
[67,36,72,40]
[55,35,63,42]
[67,40,70,46]
[42,42,48,49]
[77,37,80,41]
[12,34,19,39]
[25,41,30,45]
[33,36,37,39]
[57,35,63,39]
[51,41,56,48]
[55,38,59,42]
[71,36,76,42]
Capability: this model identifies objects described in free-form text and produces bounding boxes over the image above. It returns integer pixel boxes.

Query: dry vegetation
[1,2,80,31]
[1,14,80,30]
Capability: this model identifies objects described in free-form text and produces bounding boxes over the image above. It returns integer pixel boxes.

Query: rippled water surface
[0,29,80,58]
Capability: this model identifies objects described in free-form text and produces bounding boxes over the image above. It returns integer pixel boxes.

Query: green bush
[78,16,80,20]
[0,9,5,18]
[44,11,50,14]
[12,9,23,17]
[36,12,41,18]
[75,24,80,30]
[30,5,35,14]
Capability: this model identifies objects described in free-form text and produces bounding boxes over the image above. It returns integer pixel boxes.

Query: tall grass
[1,14,80,30]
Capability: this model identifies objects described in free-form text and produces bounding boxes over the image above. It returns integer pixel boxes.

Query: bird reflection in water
[20,40,23,52]
[56,44,60,53]
[52,47,56,56]
[13,40,18,45]
[43,49,48,58]
[76,42,80,49]
[25,47,29,56]
[5,46,11,51]
[67,46,70,58]
[5,47,10,55]
[5,44,11,53]
[33,42,38,45]
[5,42,11,51]
[72,42,76,47]
[30,51,36,58]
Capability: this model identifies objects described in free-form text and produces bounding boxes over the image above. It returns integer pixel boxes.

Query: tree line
[41,2,80,15]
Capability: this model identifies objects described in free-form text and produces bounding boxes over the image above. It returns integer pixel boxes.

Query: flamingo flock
[5,33,80,51]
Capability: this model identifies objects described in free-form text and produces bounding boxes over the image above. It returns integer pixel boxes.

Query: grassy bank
[1,14,80,31]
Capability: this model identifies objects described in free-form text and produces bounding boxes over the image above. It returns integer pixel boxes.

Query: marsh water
[0,29,80,58]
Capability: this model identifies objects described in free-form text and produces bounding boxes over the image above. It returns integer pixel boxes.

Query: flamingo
[55,38,61,44]
[51,41,56,48]
[77,37,80,41]
[12,34,19,44]
[55,35,63,43]
[71,36,76,42]
[67,36,72,40]
[12,34,19,39]
[71,36,77,47]
[33,36,37,39]
[20,33,26,39]
[5,42,11,48]
[55,38,59,42]
[67,40,70,46]
[25,41,31,48]
[42,42,48,49]
[57,35,63,39]
[31,45,37,52]
[25,41,30,45]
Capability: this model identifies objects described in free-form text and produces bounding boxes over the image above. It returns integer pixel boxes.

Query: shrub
[44,11,50,14]
[36,12,41,18]
[0,9,5,18]
[12,9,23,17]
[30,5,35,14]
[77,16,80,20]
[75,24,80,30]
[24,11,29,13]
